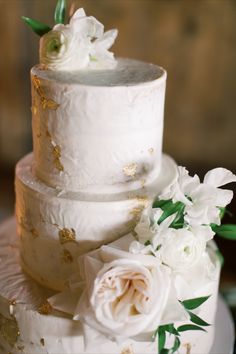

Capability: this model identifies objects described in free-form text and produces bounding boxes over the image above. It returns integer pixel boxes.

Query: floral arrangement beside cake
[0,1,235,353]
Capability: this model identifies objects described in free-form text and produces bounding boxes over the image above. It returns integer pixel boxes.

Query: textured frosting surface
[15,153,177,291]
[31,58,166,192]
[0,218,220,354]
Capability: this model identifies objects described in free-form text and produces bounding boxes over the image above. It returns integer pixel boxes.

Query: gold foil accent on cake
[53,145,64,172]
[121,346,134,354]
[140,178,146,187]
[135,195,149,207]
[30,228,39,238]
[32,75,60,111]
[61,249,74,263]
[184,343,191,354]
[123,163,138,177]
[31,105,37,115]
[38,302,52,315]
[0,314,20,347]
[129,206,145,218]
[148,147,154,154]
[59,228,76,244]
[9,300,16,317]
[17,345,25,352]
[40,338,45,346]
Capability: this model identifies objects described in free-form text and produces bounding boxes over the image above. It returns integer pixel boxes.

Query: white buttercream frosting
[15,153,177,291]
[40,8,118,71]
[31,58,166,193]
[0,218,221,354]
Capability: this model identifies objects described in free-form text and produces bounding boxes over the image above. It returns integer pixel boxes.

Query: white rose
[160,226,214,272]
[87,258,170,338]
[72,236,171,340]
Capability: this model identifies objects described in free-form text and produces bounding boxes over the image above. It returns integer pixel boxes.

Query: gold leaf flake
[129,206,145,218]
[40,338,45,346]
[0,313,20,347]
[61,249,74,263]
[9,299,16,316]
[30,228,39,238]
[140,178,146,187]
[184,343,191,354]
[38,302,52,315]
[31,105,37,115]
[123,163,138,177]
[17,345,25,352]
[52,145,64,172]
[121,346,134,354]
[59,228,76,244]
[32,75,60,111]
[148,147,154,154]
[135,195,149,207]
[41,97,60,110]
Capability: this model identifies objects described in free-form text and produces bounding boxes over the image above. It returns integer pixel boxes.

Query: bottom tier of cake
[0,218,221,354]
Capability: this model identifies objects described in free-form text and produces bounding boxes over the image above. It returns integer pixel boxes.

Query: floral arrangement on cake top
[48,166,236,354]
[22,0,118,70]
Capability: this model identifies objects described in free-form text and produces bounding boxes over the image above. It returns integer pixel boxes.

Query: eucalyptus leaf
[211,224,236,240]
[54,0,67,24]
[188,311,210,326]
[181,295,210,310]
[21,16,52,36]
[177,324,206,332]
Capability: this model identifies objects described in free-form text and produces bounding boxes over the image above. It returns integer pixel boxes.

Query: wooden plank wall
[0,0,235,169]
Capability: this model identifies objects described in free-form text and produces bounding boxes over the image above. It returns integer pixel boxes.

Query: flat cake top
[31,58,166,87]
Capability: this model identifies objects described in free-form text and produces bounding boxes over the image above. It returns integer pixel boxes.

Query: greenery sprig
[153,296,210,354]
[152,199,236,241]
[22,0,67,37]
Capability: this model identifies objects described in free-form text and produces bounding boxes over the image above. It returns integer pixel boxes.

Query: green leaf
[153,199,172,209]
[160,349,170,354]
[181,296,210,310]
[177,324,206,332]
[211,224,236,240]
[215,249,224,266]
[21,16,52,36]
[158,201,185,225]
[158,330,166,353]
[172,336,181,353]
[54,0,67,24]
[188,311,210,326]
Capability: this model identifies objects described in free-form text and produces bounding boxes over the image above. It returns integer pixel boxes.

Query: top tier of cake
[31,58,166,193]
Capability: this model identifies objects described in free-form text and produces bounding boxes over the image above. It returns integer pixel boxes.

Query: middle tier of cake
[15,153,177,291]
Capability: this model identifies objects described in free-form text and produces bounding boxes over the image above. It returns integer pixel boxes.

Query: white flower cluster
[48,167,236,345]
[40,8,118,71]
[130,167,236,272]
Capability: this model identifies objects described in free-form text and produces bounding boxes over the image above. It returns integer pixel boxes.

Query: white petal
[94,29,118,50]
[70,8,86,20]
[204,168,236,187]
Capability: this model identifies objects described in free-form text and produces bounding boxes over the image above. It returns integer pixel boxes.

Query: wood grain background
[0,0,235,170]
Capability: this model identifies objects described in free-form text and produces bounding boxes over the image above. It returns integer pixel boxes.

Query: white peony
[159,166,236,226]
[40,8,118,71]
[159,225,214,272]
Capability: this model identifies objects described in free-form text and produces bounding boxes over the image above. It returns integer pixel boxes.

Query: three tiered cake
[0,4,235,354]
